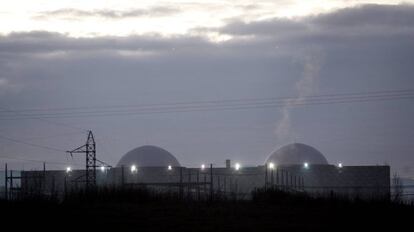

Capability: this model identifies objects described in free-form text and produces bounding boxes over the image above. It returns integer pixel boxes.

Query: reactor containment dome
[266,143,328,166]
[117,145,181,167]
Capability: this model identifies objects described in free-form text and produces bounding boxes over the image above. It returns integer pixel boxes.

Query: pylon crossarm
[66,144,87,154]
[96,159,112,168]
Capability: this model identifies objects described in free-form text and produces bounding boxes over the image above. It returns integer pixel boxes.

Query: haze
[0,0,413,178]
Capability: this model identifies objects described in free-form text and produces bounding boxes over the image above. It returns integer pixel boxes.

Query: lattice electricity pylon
[66,130,97,188]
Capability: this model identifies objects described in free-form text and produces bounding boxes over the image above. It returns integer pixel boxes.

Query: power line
[0,154,82,167]
[0,133,87,169]
[0,155,83,168]
[16,131,84,142]
[5,92,414,116]
[1,89,412,114]
[0,91,412,120]
[0,89,414,113]
[1,95,412,119]
[0,134,66,153]
[0,106,88,133]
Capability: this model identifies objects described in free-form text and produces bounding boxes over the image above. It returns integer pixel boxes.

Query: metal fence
[1,166,408,202]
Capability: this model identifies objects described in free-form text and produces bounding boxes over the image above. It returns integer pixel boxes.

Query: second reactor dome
[265,143,328,166]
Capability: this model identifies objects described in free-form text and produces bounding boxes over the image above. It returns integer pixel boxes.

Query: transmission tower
[67,130,97,188]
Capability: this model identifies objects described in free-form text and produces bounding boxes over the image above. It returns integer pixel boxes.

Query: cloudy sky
[0,1,413,177]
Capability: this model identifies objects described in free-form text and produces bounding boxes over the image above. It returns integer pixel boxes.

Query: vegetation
[1,187,412,231]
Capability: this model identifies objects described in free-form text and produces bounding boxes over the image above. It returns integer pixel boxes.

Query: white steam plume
[274,53,324,145]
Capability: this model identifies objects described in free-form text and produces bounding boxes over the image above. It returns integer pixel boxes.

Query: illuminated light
[66,166,72,173]
[101,166,105,172]
[130,165,137,173]
[168,165,172,171]
[338,163,343,168]
[235,163,241,171]
[201,164,205,170]
[268,162,275,169]
[304,162,309,169]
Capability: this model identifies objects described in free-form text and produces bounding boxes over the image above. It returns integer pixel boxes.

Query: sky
[0,0,413,177]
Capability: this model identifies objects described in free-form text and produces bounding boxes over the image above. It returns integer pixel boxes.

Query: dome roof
[266,143,328,165]
[117,145,181,167]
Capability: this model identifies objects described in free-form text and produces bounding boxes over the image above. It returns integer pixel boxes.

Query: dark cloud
[218,4,414,42]
[34,6,180,20]
[313,3,414,27]
[0,32,212,54]
[1,4,414,175]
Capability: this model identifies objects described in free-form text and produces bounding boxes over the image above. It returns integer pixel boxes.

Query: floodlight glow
[66,166,72,173]
[201,164,205,170]
[338,163,343,168]
[235,163,241,171]
[131,165,137,173]
[268,162,275,169]
[304,162,309,168]
[101,166,105,172]
[168,165,172,170]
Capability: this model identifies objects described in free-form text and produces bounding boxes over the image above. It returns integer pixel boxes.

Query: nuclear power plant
[15,141,390,200]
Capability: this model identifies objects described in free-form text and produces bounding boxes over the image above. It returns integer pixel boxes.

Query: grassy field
[1,188,412,231]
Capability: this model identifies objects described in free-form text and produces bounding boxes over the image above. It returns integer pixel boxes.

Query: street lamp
[131,165,137,173]
[235,163,241,171]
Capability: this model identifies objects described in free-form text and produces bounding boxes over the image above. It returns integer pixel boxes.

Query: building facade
[19,144,390,200]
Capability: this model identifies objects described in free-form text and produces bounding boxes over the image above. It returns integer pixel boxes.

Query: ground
[1,189,412,231]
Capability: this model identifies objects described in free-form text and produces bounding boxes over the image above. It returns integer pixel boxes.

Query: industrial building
[16,143,390,200]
